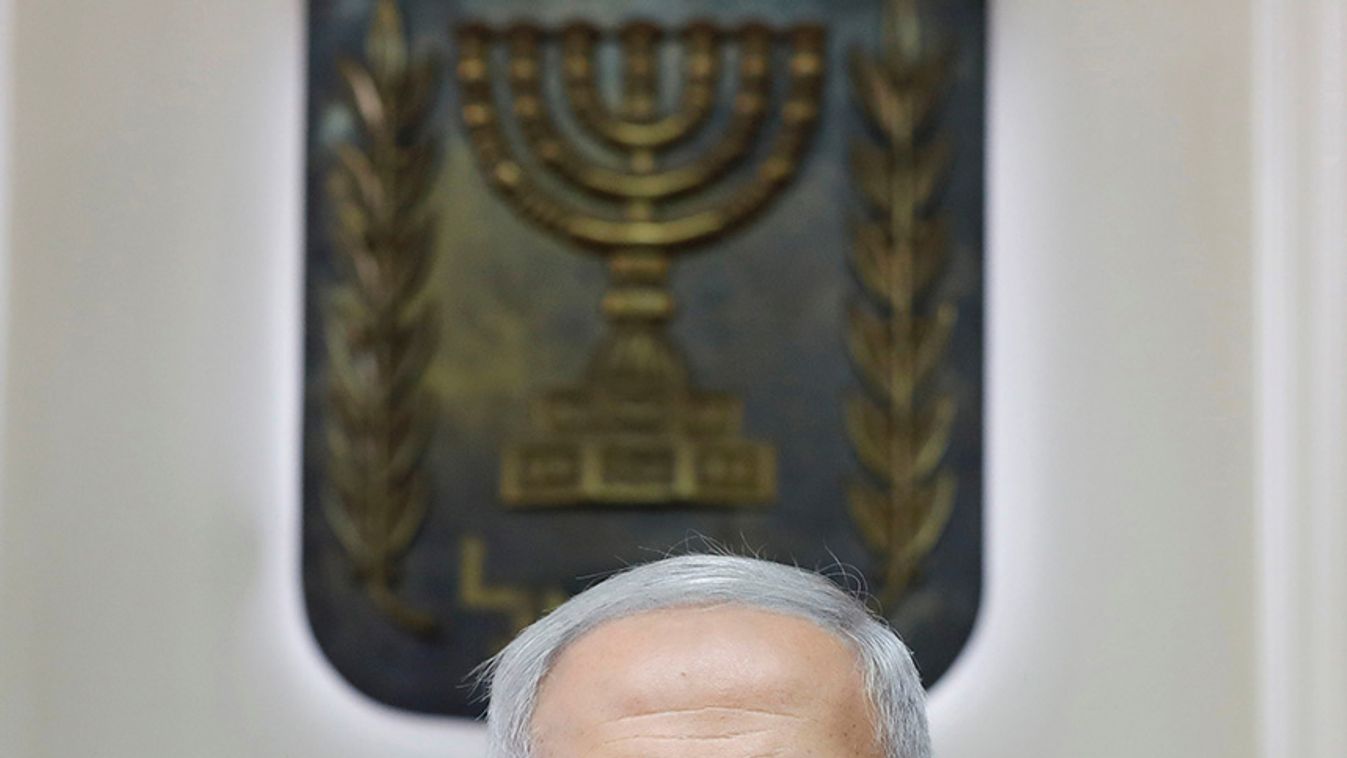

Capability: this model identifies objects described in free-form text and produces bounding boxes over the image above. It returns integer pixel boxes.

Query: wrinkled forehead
[529,605,882,757]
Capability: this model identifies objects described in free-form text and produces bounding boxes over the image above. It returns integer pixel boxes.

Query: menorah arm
[458,31,825,250]
[460,135,819,249]
[497,25,770,202]
[558,22,721,151]
[456,22,824,249]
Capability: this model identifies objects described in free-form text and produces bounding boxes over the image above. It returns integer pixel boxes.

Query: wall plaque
[303,0,985,716]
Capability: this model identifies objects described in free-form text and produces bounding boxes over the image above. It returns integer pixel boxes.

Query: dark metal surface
[302,0,985,718]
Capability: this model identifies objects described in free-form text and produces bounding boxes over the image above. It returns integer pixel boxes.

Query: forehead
[529,605,882,758]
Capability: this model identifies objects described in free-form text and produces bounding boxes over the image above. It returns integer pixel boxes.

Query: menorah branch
[506,23,770,202]
[561,22,721,150]
[455,21,826,251]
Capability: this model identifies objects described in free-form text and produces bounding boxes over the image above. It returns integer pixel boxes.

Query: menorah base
[500,436,776,507]
[499,389,776,507]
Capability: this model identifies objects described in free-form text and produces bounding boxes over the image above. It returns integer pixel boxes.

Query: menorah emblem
[456,20,826,507]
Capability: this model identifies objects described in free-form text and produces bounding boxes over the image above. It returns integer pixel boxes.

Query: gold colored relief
[455,21,827,507]
[458,537,567,644]
[846,0,958,604]
[323,0,440,634]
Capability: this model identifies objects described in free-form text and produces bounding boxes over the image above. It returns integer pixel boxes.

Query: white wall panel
[0,0,21,752]
[930,2,1257,756]
[0,0,477,755]
[1253,2,1347,757]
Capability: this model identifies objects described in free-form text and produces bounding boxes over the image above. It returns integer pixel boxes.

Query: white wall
[0,0,19,751]
[932,1,1258,755]
[1253,2,1347,756]
[0,0,480,755]
[0,1,1340,757]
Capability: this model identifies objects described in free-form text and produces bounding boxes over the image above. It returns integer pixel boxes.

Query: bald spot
[529,605,885,758]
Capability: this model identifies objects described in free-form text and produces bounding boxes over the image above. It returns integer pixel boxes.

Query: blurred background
[1,1,1345,757]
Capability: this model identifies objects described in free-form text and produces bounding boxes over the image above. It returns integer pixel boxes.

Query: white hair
[478,553,931,758]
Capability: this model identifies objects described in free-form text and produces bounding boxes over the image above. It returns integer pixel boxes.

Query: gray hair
[478,554,931,758]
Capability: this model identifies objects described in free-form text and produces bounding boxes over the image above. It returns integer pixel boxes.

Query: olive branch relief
[846,0,959,607]
[323,0,440,635]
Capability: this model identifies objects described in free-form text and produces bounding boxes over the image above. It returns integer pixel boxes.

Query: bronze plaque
[303,0,985,717]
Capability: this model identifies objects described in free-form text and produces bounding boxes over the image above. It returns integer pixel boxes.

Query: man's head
[479,554,931,758]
